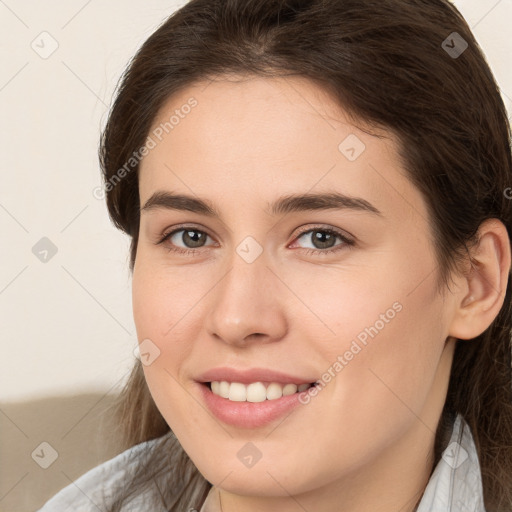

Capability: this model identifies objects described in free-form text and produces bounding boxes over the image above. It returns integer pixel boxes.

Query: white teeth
[282,383,298,396]
[228,382,246,402]
[209,381,314,402]
[219,381,230,399]
[246,382,267,402]
[266,382,283,400]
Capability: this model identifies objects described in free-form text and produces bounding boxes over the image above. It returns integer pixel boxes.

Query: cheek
[132,254,205,342]
[315,267,447,442]
[132,261,195,409]
[294,244,446,419]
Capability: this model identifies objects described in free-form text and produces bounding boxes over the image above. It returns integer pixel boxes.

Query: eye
[290,226,355,255]
[156,226,215,255]
[156,224,355,256]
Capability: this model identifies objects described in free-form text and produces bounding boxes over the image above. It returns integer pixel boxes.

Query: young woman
[38,0,512,511]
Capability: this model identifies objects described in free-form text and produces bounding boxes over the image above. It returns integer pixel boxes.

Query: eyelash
[156,224,355,257]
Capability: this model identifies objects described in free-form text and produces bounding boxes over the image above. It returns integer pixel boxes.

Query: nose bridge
[204,242,287,346]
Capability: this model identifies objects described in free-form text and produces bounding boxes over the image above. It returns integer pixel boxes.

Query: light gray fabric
[416,413,485,512]
[37,413,485,512]
[35,437,167,512]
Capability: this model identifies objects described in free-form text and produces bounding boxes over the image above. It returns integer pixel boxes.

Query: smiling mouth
[205,380,317,402]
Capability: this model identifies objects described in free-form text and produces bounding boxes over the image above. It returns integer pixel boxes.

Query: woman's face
[133,76,460,506]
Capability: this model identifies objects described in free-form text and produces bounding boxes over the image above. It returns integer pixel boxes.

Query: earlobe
[448,219,511,341]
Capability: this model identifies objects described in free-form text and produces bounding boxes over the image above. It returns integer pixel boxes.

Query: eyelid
[157,223,214,243]
[291,224,355,243]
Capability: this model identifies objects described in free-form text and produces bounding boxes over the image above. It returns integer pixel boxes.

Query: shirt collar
[200,413,485,512]
[200,485,221,512]
[416,412,485,511]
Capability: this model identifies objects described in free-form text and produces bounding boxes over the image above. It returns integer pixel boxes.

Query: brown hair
[99,0,512,510]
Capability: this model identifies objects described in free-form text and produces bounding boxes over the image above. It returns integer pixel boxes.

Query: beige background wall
[1,0,186,404]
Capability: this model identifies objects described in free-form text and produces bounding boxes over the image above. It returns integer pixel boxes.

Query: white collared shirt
[37,413,486,512]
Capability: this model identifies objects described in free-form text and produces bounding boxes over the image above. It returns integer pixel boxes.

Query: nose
[204,248,288,348]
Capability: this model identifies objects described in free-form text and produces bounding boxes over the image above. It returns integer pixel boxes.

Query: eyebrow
[140,190,382,217]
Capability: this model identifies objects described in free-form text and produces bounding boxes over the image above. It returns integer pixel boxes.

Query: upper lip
[195,367,317,385]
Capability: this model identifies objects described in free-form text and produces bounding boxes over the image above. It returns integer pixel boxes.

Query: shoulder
[36,436,162,512]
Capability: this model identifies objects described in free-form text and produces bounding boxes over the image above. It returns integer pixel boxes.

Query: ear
[448,218,511,340]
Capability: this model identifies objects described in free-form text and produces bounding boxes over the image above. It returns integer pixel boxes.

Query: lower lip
[198,383,311,428]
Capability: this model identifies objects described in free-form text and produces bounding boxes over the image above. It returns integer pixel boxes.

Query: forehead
[138,75,428,226]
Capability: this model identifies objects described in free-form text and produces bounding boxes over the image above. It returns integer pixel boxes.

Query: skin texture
[132,75,510,512]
